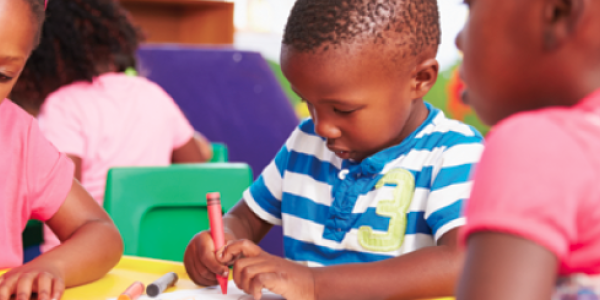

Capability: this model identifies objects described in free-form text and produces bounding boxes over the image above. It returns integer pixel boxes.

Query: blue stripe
[249,176,282,218]
[287,151,339,185]
[431,164,475,191]
[284,236,395,265]
[299,119,318,136]
[282,193,431,234]
[426,199,465,236]
[273,146,290,177]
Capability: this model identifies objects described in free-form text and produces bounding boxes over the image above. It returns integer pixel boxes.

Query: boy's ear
[542,0,585,50]
[412,58,439,99]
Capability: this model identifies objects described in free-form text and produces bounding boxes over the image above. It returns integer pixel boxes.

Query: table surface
[3,256,455,300]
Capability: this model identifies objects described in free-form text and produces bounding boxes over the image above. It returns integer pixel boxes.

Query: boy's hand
[184,230,233,286]
[0,263,64,300]
[218,240,315,300]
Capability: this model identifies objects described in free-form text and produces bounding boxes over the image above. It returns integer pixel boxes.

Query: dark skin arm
[172,133,213,163]
[219,227,462,300]
[0,180,123,300]
[457,232,558,300]
[185,200,463,300]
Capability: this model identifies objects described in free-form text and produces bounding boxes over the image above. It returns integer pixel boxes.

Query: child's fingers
[0,274,15,300]
[34,272,53,300]
[233,258,275,294]
[249,275,265,300]
[220,240,263,264]
[14,272,36,300]
[250,273,281,300]
[51,277,64,300]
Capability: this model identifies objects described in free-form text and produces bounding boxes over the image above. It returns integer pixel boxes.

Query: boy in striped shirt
[185,0,484,299]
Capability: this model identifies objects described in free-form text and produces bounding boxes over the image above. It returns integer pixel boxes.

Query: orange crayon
[118,281,145,300]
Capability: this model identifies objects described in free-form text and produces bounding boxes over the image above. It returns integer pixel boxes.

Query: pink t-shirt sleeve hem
[30,153,74,221]
[461,214,568,261]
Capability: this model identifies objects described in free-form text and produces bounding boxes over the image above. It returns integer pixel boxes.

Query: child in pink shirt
[456,0,600,299]
[0,0,122,298]
[10,0,213,251]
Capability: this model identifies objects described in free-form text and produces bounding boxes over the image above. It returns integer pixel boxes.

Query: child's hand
[218,240,315,300]
[0,263,64,300]
[183,230,233,286]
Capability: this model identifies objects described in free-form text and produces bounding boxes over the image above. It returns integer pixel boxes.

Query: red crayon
[207,192,228,294]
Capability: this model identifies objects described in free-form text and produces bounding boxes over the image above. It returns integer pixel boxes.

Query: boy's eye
[333,107,358,115]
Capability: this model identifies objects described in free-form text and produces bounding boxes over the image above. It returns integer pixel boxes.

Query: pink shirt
[38,73,194,203]
[461,89,600,275]
[0,100,74,269]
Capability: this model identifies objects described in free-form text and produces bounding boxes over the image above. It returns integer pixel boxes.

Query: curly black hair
[11,0,143,114]
[283,0,440,57]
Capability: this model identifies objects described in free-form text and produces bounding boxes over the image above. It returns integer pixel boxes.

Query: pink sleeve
[38,94,86,158]
[26,118,75,221]
[460,113,590,260]
[164,93,194,149]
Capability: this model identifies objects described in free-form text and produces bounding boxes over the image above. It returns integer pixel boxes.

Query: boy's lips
[328,146,353,159]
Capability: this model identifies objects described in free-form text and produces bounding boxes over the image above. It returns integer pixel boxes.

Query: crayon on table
[207,192,228,295]
[118,281,144,300]
[146,272,179,297]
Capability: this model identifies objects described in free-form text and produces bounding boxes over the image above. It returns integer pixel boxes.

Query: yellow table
[63,256,197,300]
[3,256,455,300]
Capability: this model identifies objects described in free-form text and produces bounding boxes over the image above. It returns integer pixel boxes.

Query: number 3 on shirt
[358,168,414,252]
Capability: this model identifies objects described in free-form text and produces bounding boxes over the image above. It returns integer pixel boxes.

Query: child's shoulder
[413,105,484,149]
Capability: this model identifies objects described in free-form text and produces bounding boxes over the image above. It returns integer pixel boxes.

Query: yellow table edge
[2,256,454,300]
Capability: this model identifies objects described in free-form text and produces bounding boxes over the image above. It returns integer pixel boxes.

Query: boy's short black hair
[11,0,143,113]
[283,0,440,58]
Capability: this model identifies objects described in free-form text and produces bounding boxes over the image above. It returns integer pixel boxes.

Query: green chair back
[209,143,228,162]
[103,163,252,262]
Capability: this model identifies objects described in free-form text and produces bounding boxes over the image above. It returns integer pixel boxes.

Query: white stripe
[352,187,430,214]
[286,129,343,169]
[425,182,472,219]
[415,117,476,138]
[244,190,282,225]
[283,171,333,206]
[261,161,283,201]
[282,214,435,256]
[434,217,465,241]
[397,147,446,171]
[441,143,485,168]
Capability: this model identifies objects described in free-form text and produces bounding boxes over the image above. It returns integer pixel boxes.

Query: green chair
[103,163,253,262]
[209,143,228,162]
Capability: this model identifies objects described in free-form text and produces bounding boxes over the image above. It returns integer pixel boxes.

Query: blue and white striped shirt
[244,104,484,267]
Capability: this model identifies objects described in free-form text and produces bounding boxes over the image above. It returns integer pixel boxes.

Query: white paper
[108,281,285,300]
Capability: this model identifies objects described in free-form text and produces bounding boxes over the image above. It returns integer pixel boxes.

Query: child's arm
[0,180,123,300]
[457,232,557,300]
[172,132,213,163]
[183,201,272,286]
[218,227,463,300]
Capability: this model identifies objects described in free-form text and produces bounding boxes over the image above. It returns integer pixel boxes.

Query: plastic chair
[209,143,228,162]
[104,163,253,262]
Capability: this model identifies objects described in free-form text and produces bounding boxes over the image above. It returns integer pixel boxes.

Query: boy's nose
[314,119,342,140]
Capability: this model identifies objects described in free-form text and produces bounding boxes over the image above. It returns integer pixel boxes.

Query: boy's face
[281,45,425,162]
[457,0,545,125]
[0,0,36,105]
